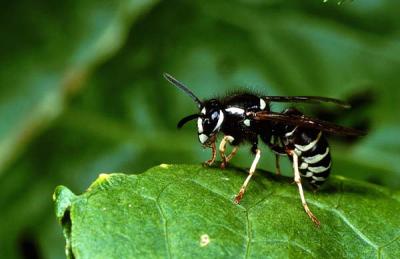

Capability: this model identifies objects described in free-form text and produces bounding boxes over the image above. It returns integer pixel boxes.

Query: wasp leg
[226,146,239,163]
[268,142,285,176]
[234,148,261,204]
[291,151,321,226]
[275,154,281,176]
[219,135,235,169]
[203,141,217,166]
[220,146,239,169]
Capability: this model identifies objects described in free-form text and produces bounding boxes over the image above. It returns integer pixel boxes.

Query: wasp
[164,73,364,226]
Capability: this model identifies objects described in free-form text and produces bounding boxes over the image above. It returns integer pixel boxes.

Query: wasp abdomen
[289,128,331,188]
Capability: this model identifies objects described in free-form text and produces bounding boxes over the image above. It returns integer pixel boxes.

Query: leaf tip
[53,185,76,220]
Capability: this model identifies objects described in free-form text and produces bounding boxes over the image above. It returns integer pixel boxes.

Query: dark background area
[0,0,399,258]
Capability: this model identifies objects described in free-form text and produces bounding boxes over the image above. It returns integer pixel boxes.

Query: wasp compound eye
[211,111,219,120]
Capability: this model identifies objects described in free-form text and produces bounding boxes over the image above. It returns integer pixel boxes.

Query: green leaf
[54,164,400,258]
[0,0,158,176]
[3,1,400,258]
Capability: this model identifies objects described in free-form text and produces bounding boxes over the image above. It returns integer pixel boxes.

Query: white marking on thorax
[225,107,245,115]
[303,147,329,164]
[260,98,267,110]
[308,162,331,173]
[213,110,224,132]
[201,107,206,115]
[285,126,298,137]
[199,134,208,144]
[244,119,251,127]
[197,118,203,133]
[294,132,322,152]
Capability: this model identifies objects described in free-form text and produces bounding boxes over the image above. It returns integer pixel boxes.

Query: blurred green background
[1,0,399,258]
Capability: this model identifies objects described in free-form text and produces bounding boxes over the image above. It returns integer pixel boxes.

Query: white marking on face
[244,119,251,127]
[303,147,329,164]
[294,132,322,152]
[260,98,267,110]
[199,134,208,144]
[213,110,224,132]
[197,118,203,133]
[225,107,245,115]
[201,107,206,115]
[308,162,331,173]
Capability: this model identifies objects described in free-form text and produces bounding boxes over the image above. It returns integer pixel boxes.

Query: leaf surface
[54,164,400,258]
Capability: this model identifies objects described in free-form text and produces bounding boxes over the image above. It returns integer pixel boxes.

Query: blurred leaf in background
[0,0,399,258]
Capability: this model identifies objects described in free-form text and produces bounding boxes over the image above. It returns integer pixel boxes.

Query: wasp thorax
[197,100,224,144]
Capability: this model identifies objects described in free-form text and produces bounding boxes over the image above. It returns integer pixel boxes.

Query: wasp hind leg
[234,148,261,204]
[291,151,321,226]
[268,141,285,176]
[219,135,238,169]
[275,154,281,176]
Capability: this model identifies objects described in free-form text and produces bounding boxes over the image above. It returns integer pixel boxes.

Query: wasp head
[164,73,223,146]
[196,99,224,146]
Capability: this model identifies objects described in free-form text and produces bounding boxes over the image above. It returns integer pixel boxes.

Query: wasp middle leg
[219,135,238,169]
[234,148,261,204]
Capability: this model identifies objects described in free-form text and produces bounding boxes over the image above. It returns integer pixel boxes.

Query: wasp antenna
[177,114,199,128]
[163,73,203,108]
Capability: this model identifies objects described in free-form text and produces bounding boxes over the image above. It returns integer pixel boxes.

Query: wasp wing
[263,96,351,108]
[253,111,365,136]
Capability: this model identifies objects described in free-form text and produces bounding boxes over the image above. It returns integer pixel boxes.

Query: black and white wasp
[164,73,364,226]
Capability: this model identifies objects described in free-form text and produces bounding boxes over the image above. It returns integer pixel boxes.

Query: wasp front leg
[219,135,238,169]
[203,141,217,166]
[289,150,321,226]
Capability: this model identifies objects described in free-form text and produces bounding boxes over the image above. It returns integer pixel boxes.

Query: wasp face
[197,99,224,145]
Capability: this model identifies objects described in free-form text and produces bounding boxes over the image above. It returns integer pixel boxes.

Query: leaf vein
[155,183,173,259]
[379,234,400,249]
[277,193,379,250]
[186,179,246,210]
[244,209,251,259]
